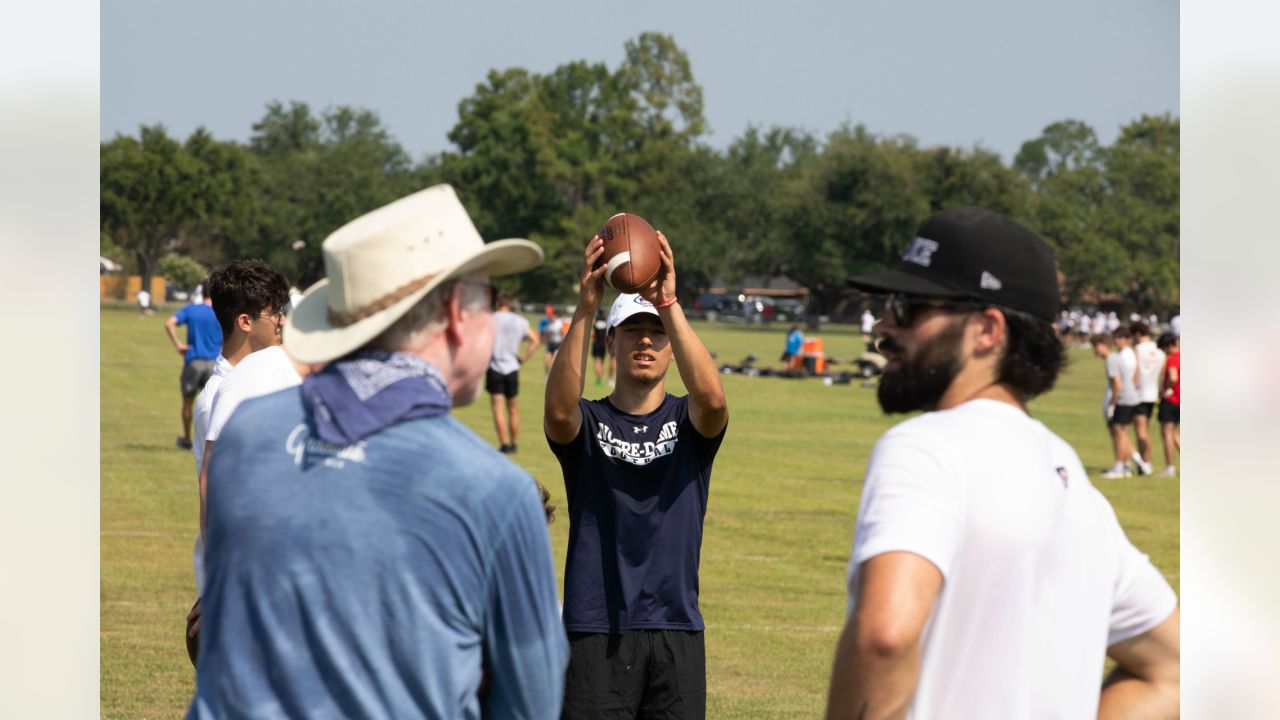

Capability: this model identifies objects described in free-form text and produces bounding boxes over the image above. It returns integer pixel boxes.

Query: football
[597,213,661,293]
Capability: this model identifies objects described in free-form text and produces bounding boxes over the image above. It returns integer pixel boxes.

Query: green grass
[101,306,1178,719]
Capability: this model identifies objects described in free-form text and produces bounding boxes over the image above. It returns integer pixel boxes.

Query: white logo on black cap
[980,271,1003,290]
[902,237,939,267]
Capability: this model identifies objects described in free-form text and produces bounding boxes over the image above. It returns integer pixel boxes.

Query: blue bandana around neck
[301,351,452,445]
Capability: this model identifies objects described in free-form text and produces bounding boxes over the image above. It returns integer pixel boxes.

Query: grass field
[101,305,1179,719]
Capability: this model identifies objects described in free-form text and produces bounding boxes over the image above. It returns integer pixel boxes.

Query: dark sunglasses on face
[883,293,987,328]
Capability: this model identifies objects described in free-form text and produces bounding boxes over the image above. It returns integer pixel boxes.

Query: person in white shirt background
[1131,322,1166,476]
[184,259,292,664]
[827,207,1178,720]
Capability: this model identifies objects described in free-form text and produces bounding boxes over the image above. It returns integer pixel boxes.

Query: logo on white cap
[607,293,660,332]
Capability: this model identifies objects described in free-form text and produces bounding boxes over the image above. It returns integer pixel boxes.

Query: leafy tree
[243,102,418,286]
[1096,114,1179,311]
[157,254,208,289]
[101,125,252,291]
[772,125,928,316]
[1013,120,1101,190]
[916,145,1033,221]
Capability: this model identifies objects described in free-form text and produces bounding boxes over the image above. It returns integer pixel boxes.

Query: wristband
[655,296,678,310]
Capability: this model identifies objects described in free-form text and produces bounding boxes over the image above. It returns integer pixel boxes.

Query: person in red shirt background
[1157,333,1180,476]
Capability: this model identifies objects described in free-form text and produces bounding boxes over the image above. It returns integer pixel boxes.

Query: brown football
[597,213,661,293]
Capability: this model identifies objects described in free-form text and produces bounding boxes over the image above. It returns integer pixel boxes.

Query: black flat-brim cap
[848,206,1060,322]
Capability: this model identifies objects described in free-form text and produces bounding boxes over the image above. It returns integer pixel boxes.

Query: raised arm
[644,231,727,438]
[1098,609,1179,719]
[544,236,607,444]
[826,551,943,720]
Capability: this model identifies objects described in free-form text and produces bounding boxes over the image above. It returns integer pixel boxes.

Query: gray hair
[366,275,489,352]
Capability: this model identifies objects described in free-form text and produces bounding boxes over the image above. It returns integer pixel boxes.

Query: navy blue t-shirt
[174,303,222,363]
[549,394,726,633]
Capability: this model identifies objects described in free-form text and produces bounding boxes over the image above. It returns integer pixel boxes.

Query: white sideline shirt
[190,353,232,594]
[1134,340,1166,404]
[205,346,302,443]
[846,400,1176,720]
[192,355,233,474]
[1107,346,1141,406]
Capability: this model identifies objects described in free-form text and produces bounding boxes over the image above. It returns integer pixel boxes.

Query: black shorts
[546,341,562,353]
[1110,404,1138,426]
[485,368,519,398]
[562,630,705,720]
[591,342,607,359]
[1135,402,1155,418]
[1158,402,1180,424]
[180,359,215,397]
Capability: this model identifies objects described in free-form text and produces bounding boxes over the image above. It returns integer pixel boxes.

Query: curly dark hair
[206,259,290,338]
[996,308,1068,401]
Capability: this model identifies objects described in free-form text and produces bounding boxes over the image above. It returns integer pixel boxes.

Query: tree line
[101,33,1179,315]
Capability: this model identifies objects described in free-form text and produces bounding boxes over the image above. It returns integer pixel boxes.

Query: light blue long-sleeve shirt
[189,388,568,719]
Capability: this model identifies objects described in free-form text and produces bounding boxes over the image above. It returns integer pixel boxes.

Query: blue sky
[100,0,1177,163]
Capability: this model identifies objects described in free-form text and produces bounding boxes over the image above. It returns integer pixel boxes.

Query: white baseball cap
[606,293,661,332]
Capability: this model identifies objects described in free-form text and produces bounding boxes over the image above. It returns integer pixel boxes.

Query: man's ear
[235,313,253,334]
[972,308,1006,356]
[444,284,466,345]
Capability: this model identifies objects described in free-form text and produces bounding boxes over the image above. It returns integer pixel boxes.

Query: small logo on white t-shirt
[1056,466,1069,488]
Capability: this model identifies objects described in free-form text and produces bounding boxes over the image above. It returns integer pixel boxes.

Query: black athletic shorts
[1158,401,1180,424]
[562,630,705,720]
[485,368,519,398]
[591,342,607,359]
[1110,404,1138,426]
[180,359,215,397]
[547,341,562,354]
[1135,402,1155,418]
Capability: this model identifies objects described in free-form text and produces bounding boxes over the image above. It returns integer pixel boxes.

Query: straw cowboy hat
[284,184,543,363]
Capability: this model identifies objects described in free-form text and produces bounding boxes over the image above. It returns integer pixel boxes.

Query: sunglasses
[883,293,987,328]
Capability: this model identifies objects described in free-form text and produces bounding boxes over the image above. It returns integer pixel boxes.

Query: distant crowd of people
[1091,323,1181,478]
[1059,307,1180,346]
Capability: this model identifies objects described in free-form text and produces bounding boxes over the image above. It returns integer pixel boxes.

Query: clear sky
[101,0,1177,163]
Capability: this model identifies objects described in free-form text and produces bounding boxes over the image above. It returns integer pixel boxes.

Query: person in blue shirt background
[781,324,804,367]
[189,185,567,720]
[165,289,222,449]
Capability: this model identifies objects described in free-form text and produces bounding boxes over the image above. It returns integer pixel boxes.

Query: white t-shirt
[845,400,1176,719]
[137,289,151,307]
[860,310,876,334]
[192,355,234,474]
[206,346,302,443]
[1134,340,1166,404]
[489,311,531,375]
[1107,346,1140,406]
[189,354,233,593]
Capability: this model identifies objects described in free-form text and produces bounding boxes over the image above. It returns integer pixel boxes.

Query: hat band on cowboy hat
[283,185,543,364]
